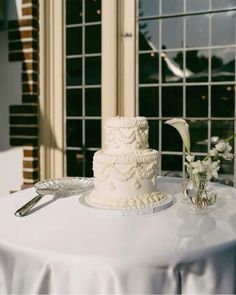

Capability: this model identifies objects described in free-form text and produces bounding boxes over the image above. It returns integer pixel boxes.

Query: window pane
[65,0,101,178]
[189,120,208,153]
[212,0,236,9]
[186,15,209,48]
[218,160,234,186]
[211,48,235,82]
[139,20,159,51]
[211,120,234,144]
[67,119,82,147]
[66,0,82,25]
[162,155,182,177]
[139,87,159,117]
[66,150,83,176]
[162,51,183,83]
[186,86,208,117]
[85,150,95,177]
[186,50,209,82]
[211,85,235,117]
[212,120,235,187]
[66,27,82,55]
[139,53,159,84]
[66,89,82,116]
[139,0,159,17]
[212,11,236,46]
[85,57,101,85]
[162,17,183,49]
[85,88,101,116]
[66,58,82,85]
[85,0,101,23]
[186,0,209,12]
[148,120,159,149]
[162,0,183,14]
[85,25,101,53]
[162,86,183,117]
[85,120,101,147]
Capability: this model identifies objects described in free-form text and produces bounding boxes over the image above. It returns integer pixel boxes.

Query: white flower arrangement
[165,118,234,182]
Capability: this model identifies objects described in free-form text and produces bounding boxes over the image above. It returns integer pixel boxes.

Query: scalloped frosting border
[94,149,159,164]
[105,127,149,148]
[93,150,159,182]
[86,190,167,209]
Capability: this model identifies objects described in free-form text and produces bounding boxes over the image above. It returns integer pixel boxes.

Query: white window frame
[39,0,64,179]
[117,0,136,117]
[101,0,117,146]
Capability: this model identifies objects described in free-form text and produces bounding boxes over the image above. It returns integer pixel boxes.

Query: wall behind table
[0,0,23,196]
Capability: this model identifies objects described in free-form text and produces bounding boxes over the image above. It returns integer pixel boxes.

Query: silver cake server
[14,187,56,217]
[14,177,94,217]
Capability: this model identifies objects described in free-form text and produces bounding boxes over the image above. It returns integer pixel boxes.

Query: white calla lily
[165,118,191,154]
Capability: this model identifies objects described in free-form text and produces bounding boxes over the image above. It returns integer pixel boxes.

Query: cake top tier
[105,116,149,150]
[105,116,148,128]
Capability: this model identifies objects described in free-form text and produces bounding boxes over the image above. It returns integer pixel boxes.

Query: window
[137,0,236,185]
[65,0,102,177]
[40,0,236,185]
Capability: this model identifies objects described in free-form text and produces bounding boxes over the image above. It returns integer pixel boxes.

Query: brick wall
[8,0,39,187]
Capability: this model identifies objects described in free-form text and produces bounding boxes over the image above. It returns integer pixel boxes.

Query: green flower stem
[224,134,236,142]
[194,173,208,209]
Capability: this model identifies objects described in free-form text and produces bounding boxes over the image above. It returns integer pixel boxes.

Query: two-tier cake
[86,116,166,209]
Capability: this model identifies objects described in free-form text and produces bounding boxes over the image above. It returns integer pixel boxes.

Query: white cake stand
[78,192,175,217]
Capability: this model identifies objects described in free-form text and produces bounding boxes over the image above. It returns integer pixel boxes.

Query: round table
[0,177,236,294]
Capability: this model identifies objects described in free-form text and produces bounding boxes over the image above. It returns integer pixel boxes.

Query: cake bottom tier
[86,190,167,209]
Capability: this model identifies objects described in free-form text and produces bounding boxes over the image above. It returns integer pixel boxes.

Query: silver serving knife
[14,187,57,217]
[15,194,43,217]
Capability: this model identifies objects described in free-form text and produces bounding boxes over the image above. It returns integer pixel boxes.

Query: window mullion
[117,0,136,117]
[101,0,118,147]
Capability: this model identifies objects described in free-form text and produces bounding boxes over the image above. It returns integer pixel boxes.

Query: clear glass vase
[183,173,217,214]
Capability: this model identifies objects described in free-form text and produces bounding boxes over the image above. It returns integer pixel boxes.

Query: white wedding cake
[86,117,166,209]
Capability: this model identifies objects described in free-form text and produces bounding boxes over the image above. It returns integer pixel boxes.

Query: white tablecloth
[0,177,236,294]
